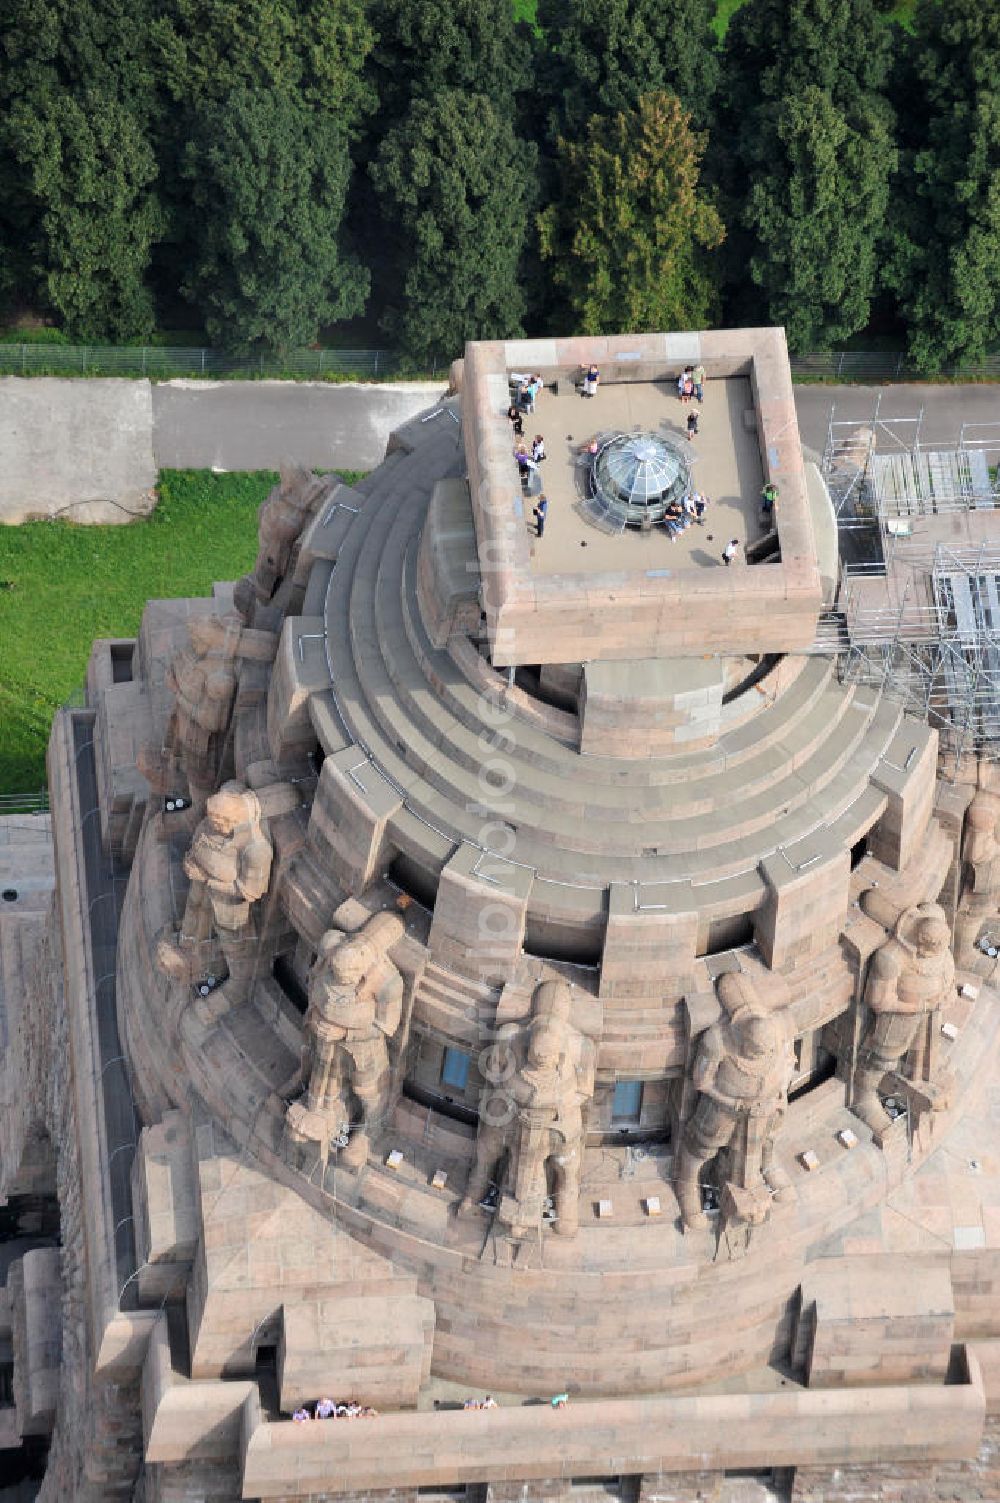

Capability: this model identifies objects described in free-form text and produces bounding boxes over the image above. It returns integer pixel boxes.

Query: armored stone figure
[234,467,327,620]
[157,781,273,1015]
[141,614,278,816]
[956,789,1000,957]
[286,912,405,1168]
[853,902,955,1131]
[675,972,795,1232]
[460,980,595,1240]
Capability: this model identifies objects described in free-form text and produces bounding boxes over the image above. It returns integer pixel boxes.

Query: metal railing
[0,790,49,815]
[0,341,995,384]
[790,350,1000,381]
[0,344,438,381]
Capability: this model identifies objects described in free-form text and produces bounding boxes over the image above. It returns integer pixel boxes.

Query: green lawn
[0,469,301,795]
[713,0,918,38]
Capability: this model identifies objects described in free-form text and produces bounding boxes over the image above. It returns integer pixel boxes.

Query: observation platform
[461,329,824,666]
[525,375,764,577]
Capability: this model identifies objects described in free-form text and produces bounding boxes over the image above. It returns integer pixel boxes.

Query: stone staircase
[299,421,912,958]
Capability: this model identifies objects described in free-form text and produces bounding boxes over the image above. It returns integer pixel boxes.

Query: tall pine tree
[537,91,724,335]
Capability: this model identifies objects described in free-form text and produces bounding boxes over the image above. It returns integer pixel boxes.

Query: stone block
[9,1247,61,1438]
[131,1112,198,1304]
[795,1254,955,1388]
[601,882,699,1001]
[757,839,849,970]
[277,1291,434,1410]
[305,746,404,896]
[869,725,938,872]
[266,616,331,766]
[428,842,532,985]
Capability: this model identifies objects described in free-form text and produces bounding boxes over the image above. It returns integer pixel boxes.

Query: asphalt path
[152,378,445,473]
[151,376,999,475]
[792,383,1000,459]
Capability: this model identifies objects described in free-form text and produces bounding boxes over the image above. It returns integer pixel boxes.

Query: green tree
[6,93,162,339]
[716,0,896,341]
[151,0,374,348]
[536,0,720,139]
[887,0,1000,370]
[740,87,895,350]
[0,0,161,337]
[370,91,535,366]
[537,91,724,335]
[181,87,367,353]
[152,0,373,115]
[365,0,531,125]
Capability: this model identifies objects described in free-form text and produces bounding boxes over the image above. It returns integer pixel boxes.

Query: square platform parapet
[461,329,823,666]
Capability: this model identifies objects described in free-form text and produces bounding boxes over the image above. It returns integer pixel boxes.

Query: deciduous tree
[366,0,530,125]
[537,91,724,336]
[0,0,162,337]
[740,87,894,350]
[370,91,534,367]
[887,0,1000,370]
[181,87,367,353]
[716,0,896,343]
[536,0,719,139]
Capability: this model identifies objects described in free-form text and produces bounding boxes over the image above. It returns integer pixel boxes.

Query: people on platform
[582,364,600,397]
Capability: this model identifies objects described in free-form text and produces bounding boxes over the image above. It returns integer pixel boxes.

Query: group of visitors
[292,1399,379,1423]
[664,492,708,541]
[508,400,550,539]
[677,364,705,404]
[463,1395,499,1410]
[511,372,544,413]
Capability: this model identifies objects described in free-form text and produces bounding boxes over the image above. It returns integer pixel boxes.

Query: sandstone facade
[3,332,1000,1503]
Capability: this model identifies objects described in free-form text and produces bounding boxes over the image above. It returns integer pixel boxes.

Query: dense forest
[0,0,996,370]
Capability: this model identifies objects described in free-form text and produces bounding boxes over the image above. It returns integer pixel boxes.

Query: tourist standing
[722,538,740,566]
[692,363,705,402]
[533,495,549,538]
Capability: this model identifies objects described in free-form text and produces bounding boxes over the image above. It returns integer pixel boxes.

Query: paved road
[793,383,1000,459]
[152,378,444,473]
[152,377,998,477]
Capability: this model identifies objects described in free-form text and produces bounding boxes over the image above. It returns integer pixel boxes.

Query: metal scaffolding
[817,400,1000,768]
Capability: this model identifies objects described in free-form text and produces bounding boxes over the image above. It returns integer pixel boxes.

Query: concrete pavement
[152,378,999,476]
[792,383,1000,459]
[151,378,445,473]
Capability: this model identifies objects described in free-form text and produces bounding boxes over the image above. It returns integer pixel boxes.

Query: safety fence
[0,344,431,381]
[789,351,1000,381]
[0,341,997,384]
[0,790,50,815]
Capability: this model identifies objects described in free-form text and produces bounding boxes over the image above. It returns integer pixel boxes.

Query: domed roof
[592,432,690,526]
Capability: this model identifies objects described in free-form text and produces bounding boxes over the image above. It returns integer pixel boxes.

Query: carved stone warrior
[956,789,1000,957]
[853,901,955,1131]
[286,912,405,1168]
[675,973,795,1232]
[140,614,278,816]
[234,467,327,621]
[460,980,595,1240]
[157,782,273,1016]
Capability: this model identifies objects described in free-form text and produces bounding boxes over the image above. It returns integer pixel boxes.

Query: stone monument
[285,911,405,1168]
[675,972,795,1235]
[6,330,1000,1502]
[460,980,594,1240]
